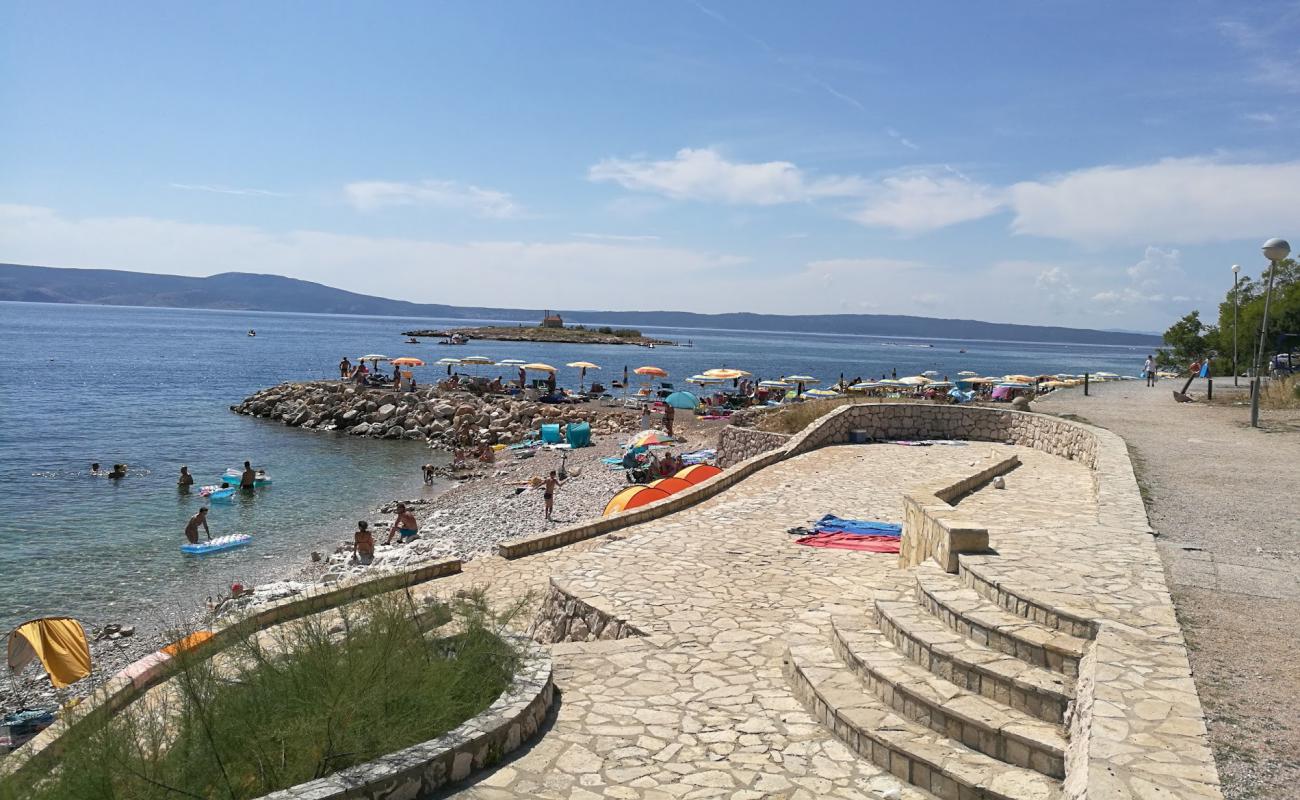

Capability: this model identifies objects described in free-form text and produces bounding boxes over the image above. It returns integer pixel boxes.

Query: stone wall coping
[3,558,464,782]
[255,638,554,800]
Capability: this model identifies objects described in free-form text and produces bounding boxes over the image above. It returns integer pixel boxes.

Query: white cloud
[344,179,521,219]
[570,232,661,242]
[588,148,866,205]
[1127,246,1182,288]
[1219,20,1300,93]
[0,204,743,310]
[1007,157,1300,245]
[887,128,920,151]
[851,172,1004,233]
[170,183,288,197]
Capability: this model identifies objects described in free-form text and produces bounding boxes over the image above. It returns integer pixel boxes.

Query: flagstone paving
[409,442,1103,799]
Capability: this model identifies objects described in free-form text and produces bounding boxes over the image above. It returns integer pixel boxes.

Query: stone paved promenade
[410,443,1110,799]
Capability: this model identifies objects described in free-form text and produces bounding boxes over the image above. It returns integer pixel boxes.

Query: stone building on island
[541,310,564,328]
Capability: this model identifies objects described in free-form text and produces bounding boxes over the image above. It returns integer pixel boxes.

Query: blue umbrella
[664,391,699,410]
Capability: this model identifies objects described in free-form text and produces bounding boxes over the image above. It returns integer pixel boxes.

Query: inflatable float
[199,485,236,501]
[181,534,252,555]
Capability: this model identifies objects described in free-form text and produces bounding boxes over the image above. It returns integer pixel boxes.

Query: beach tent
[674,464,722,484]
[648,476,693,495]
[7,617,92,688]
[664,391,699,410]
[603,485,671,516]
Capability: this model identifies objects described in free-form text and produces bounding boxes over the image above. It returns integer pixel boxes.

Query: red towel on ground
[795,533,901,553]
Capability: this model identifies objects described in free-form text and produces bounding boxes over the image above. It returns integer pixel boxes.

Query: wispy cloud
[1218,18,1300,92]
[571,232,661,242]
[886,128,920,151]
[170,183,289,197]
[589,147,866,205]
[344,179,521,219]
[850,169,1004,233]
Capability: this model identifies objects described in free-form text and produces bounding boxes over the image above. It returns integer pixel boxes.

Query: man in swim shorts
[240,460,256,490]
[178,466,194,489]
[543,470,561,521]
[185,508,211,544]
[386,502,419,545]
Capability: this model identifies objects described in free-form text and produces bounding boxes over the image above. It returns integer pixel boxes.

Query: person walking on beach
[386,502,419,545]
[639,404,651,432]
[339,357,351,379]
[543,470,561,520]
[239,460,256,490]
[352,521,375,565]
[178,466,194,489]
[185,508,211,544]
[664,403,675,437]
[1144,355,1156,387]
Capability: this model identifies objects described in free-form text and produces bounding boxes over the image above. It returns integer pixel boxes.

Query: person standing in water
[339,356,352,380]
[239,460,256,490]
[185,508,211,544]
[178,466,194,489]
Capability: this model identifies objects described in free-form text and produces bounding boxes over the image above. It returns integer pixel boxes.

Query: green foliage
[1214,259,1300,374]
[8,591,520,800]
[1160,311,1211,368]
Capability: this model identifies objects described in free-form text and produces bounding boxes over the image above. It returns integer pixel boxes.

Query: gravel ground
[1,403,727,727]
[1037,378,1300,800]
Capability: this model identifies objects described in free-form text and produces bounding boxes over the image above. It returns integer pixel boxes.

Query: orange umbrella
[603,485,671,516]
[634,366,668,377]
[390,357,425,367]
[702,368,749,380]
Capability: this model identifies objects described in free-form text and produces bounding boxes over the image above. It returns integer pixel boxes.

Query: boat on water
[247,329,256,337]
[405,338,420,344]
[438,334,469,345]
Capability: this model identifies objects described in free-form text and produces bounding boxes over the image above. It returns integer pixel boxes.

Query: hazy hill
[0,263,1160,345]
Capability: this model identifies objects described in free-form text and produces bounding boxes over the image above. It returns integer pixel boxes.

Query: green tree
[1160,311,1210,368]
[1215,258,1300,375]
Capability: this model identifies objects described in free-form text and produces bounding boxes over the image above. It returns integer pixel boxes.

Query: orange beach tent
[647,477,693,495]
[674,464,722,485]
[7,617,92,688]
[603,485,671,516]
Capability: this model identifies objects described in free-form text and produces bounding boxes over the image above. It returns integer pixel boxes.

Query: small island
[404,311,676,346]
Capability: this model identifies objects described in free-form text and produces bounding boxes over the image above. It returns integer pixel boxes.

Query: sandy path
[1037,379,1300,799]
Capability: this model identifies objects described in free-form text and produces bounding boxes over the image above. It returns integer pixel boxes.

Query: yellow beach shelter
[7,617,92,688]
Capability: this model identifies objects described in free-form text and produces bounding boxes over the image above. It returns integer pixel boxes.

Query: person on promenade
[543,470,561,520]
[664,403,675,437]
[239,460,256,490]
[352,521,374,565]
[339,357,351,379]
[178,466,194,489]
[1144,355,1156,387]
[185,507,211,544]
[386,502,419,545]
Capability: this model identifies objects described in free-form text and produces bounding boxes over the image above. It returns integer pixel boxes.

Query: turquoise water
[0,301,1147,633]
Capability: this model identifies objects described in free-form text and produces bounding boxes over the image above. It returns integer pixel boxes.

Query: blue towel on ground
[812,515,902,537]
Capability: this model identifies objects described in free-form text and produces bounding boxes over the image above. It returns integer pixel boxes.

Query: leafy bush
[8,591,520,800]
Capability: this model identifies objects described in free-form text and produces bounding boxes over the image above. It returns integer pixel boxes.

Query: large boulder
[374,404,397,422]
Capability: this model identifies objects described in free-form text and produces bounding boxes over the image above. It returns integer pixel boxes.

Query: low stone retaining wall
[529,578,647,643]
[257,639,553,800]
[717,426,792,467]
[899,455,1021,573]
[3,558,464,783]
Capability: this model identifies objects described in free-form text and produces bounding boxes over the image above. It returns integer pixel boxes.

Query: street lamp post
[1251,238,1291,428]
[1232,264,1240,387]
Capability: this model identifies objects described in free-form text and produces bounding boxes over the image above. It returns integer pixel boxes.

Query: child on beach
[353,521,375,565]
[543,470,561,520]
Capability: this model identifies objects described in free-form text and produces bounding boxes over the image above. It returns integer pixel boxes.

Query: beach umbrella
[805,388,841,398]
[664,391,699,410]
[687,374,726,385]
[460,356,495,365]
[1004,374,1035,383]
[758,379,791,388]
[628,430,671,448]
[785,375,818,383]
[567,361,601,392]
[926,381,953,388]
[520,363,557,372]
[497,358,526,366]
[957,370,978,377]
[436,356,460,375]
[702,368,750,380]
[358,354,389,362]
[634,366,668,377]
[921,370,940,377]
[390,357,425,367]
[898,376,931,386]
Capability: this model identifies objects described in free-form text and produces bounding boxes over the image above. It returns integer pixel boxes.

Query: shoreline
[1,400,722,723]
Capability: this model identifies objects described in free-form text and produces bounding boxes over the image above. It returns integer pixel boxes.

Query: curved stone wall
[529,578,647,643]
[716,426,792,467]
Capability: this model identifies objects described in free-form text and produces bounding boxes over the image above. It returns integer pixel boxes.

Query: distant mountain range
[0,262,1161,345]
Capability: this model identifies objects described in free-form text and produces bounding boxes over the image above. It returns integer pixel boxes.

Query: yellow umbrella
[520,363,557,372]
[1004,374,1035,383]
[567,361,601,391]
[702,368,749,380]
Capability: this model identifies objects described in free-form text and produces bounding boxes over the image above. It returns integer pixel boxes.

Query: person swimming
[107,464,127,479]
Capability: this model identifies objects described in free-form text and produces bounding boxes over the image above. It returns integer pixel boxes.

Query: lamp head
[1232,264,1240,274]
[1262,238,1290,262]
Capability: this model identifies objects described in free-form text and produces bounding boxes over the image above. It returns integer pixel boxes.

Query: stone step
[914,563,1088,677]
[784,638,1063,800]
[958,558,1097,640]
[873,600,1074,725]
[831,615,1067,778]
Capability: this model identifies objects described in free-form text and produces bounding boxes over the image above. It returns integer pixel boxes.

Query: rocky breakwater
[231,381,633,449]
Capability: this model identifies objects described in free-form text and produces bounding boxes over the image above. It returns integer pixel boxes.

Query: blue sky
[3,1,1300,330]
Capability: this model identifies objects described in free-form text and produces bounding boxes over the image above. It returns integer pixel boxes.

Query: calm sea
[0,301,1148,633]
